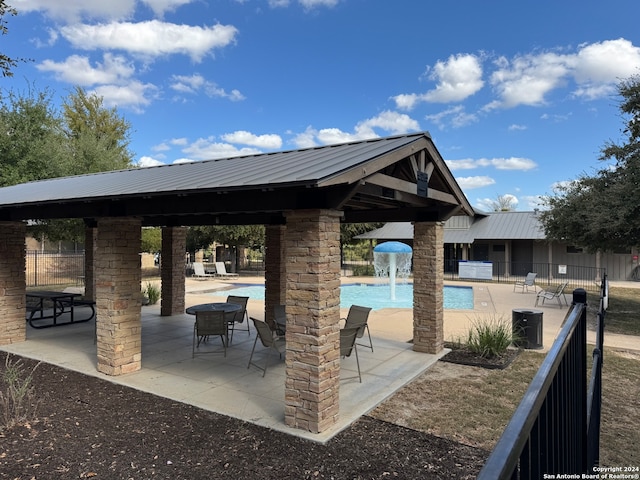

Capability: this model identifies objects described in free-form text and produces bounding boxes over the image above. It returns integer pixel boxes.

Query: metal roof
[0,132,474,227]
[356,211,546,242]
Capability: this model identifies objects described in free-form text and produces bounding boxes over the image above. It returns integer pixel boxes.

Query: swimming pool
[209,283,474,310]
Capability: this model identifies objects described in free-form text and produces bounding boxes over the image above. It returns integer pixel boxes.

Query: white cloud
[90,81,159,113]
[269,0,290,7]
[393,54,483,110]
[489,51,570,108]
[13,0,136,22]
[292,111,420,148]
[37,53,135,86]
[447,157,537,171]
[455,176,496,190]
[299,0,339,9]
[182,137,262,160]
[141,0,194,17]
[221,131,282,149]
[508,124,527,131]
[137,155,165,167]
[60,21,238,62]
[170,74,245,101]
[425,105,478,130]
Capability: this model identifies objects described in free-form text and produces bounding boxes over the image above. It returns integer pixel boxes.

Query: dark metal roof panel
[0,133,427,207]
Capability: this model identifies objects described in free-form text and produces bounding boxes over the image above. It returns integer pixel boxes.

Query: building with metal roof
[356,210,636,281]
[0,131,473,435]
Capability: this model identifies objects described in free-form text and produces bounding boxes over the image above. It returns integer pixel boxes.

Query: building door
[511,241,533,276]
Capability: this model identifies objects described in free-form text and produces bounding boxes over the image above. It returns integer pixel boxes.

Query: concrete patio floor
[3,276,637,443]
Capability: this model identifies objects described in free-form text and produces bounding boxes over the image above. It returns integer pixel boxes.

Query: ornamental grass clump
[0,355,40,430]
[466,314,515,359]
[144,282,161,305]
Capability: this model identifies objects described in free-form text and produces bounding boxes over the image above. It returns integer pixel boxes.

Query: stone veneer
[283,209,342,433]
[412,221,445,354]
[0,222,26,345]
[160,227,187,316]
[95,218,142,375]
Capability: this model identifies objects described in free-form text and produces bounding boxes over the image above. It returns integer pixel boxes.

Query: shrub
[144,282,161,305]
[466,314,515,358]
[0,355,40,430]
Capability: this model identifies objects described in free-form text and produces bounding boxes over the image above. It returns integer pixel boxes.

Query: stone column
[264,225,286,327]
[283,209,342,433]
[95,218,142,375]
[84,226,97,301]
[0,222,26,345]
[161,226,187,316]
[412,221,444,354]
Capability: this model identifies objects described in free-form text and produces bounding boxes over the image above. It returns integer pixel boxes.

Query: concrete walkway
[2,276,638,444]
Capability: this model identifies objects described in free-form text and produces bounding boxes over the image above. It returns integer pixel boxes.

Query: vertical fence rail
[477,277,607,479]
[26,251,85,287]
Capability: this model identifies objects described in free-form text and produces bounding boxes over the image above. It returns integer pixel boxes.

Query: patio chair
[192,262,215,279]
[214,262,239,278]
[226,295,250,343]
[514,272,537,293]
[341,305,373,352]
[535,281,569,307]
[273,304,287,335]
[193,310,228,357]
[247,318,286,377]
[340,326,361,383]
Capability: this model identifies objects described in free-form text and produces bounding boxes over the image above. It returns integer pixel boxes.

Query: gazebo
[0,131,473,434]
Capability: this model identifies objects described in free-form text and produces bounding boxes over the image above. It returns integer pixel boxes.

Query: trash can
[512,309,544,349]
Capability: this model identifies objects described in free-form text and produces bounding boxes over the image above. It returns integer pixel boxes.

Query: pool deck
[2,276,638,444]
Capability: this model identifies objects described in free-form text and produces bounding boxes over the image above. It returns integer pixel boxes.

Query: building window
[567,246,583,254]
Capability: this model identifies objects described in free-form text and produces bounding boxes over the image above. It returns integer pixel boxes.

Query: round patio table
[185,302,242,316]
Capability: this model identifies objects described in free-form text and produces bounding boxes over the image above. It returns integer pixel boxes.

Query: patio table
[26,290,94,329]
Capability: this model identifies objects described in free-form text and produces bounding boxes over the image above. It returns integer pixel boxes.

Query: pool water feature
[209,283,474,311]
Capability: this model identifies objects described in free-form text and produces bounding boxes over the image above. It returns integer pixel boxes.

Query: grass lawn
[371,285,640,466]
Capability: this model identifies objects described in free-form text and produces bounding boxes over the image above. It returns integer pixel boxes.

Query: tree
[1,1,28,77]
[62,86,135,173]
[540,75,640,252]
[489,194,517,212]
[0,87,68,187]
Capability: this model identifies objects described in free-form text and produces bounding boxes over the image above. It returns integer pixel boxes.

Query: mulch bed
[440,343,521,369]
[0,353,488,479]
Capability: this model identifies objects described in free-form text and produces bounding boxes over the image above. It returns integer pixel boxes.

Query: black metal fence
[26,251,85,287]
[342,252,604,291]
[477,277,607,479]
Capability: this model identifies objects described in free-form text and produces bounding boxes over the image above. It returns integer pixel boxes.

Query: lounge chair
[193,310,228,357]
[514,272,537,293]
[226,295,249,343]
[340,327,361,383]
[535,281,569,307]
[247,318,286,377]
[192,262,215,279]
[341,305,373,352]
[214,262,239,278]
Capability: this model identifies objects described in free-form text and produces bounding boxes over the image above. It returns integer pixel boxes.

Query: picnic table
[26,290,95,329]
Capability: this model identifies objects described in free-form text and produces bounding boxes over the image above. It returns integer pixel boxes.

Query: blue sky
[4,0,640,211]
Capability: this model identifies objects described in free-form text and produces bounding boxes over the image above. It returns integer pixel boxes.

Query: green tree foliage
[62,86,134,173]
[0,88,68,187]
[141,227,162,253]
[1,1,28,77]
[540,75,640,252]
[186,225,265,252]
[341,223,383,245]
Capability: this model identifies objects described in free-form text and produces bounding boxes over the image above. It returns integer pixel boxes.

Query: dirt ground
[0,352,489,480]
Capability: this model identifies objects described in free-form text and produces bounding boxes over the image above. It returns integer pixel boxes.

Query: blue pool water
[211,283,474,310]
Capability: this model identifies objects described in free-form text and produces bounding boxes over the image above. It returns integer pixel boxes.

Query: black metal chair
[247,318,286,377]
[226,295,249,343]
[193,310,228,357]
